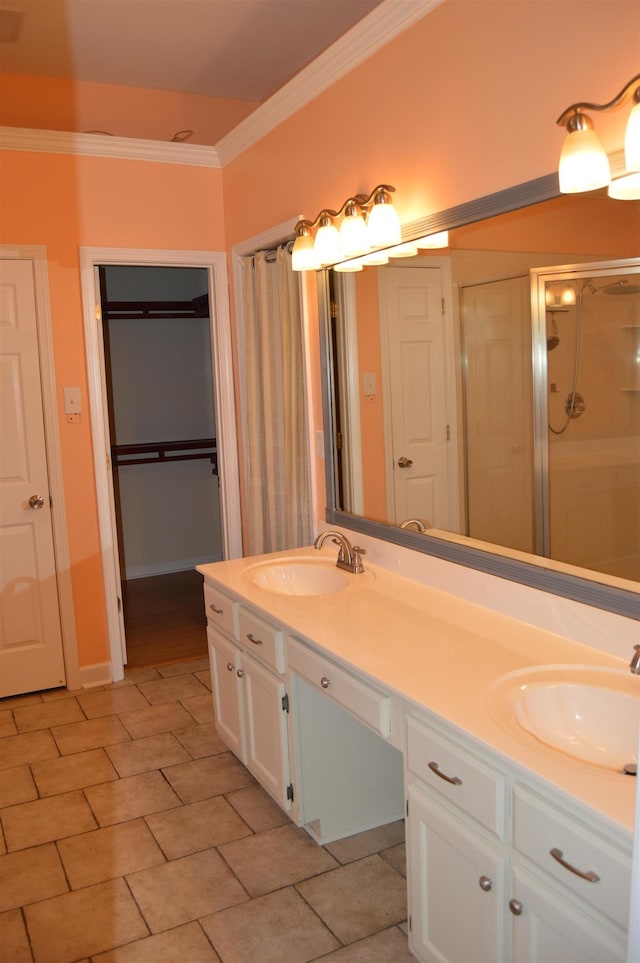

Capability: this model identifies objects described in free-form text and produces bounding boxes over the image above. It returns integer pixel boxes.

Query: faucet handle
[351,546,366,574]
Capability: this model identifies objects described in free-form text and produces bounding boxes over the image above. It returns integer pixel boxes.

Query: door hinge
[286,783,294,802]
[446,424,451,442]
[406,798,409,818]
[408,914,412,932]
[441,297,446,316]
[330,299,337,320]
[117,597,122,613]
[281,692,290,713]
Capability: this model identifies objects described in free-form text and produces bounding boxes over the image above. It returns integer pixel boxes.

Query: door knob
[29,495,45,510]
[397,457,413,469]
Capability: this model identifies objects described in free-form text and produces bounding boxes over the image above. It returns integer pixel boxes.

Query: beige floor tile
[52,715,131,755]
[318,925,415,961]
[0,843,67,912]
[0,693,42,710]
[112,668,161,686]
[0,730,59,770]
[381,842,407,877]
[0,908,33,963]
[0,765,38,808]
[24,877,148,963]
[0,832,5,856]
[325,820,406,864]
[78,686,150,719]
[156,658,210,678]
[296,854,407,945]
[219,824,338,897]
[225,784,291,833]
[181,693,215,723]
[0,711,16,739]
[84,769,182,826]
[138,674,209,705]
[58,818,165,888]
[163,752,255,803]
[194,669,212,690]
[93,921,221,962]
[12,698,84,733]
[201,885,339,963]
[106,732,190,777]
[118,701,194,739]
[174,722,227,758]
[31,747,118,796]
[146,795,251,859]
[40,685,96,702]
[127,848,248,933]
[2,789,97,851]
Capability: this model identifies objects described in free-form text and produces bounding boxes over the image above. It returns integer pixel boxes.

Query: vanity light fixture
[292,184,401,271]
[556,74,640,197]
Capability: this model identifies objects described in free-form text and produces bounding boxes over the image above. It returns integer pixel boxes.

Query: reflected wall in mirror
[327,192,639,585]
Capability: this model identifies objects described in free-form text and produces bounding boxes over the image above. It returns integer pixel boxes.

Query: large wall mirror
[319,171,639,619]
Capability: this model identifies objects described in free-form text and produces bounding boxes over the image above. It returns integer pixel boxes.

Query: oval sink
[244,557,351,596]
[489,665,639,771]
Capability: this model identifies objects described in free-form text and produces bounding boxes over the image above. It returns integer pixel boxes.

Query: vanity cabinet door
[407,782,508,963]
[207,626,245,762]
[242,652,291,810]
[510,866,627,963]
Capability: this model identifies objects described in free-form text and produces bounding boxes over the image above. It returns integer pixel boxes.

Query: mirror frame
[319,167,639,621]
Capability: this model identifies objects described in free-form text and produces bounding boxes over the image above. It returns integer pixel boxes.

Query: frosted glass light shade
[291,232,320,271]
[625,101,640,171]
[339,212,370,257]
[367,200,401,247]
[314,222,342,265]
[608,171,640,200]
[333,259,364,272]
[417,231,449,249]
[389,242,419,258]
[558,127,610,193]
[560,284,576,306]
[358,251,389,266]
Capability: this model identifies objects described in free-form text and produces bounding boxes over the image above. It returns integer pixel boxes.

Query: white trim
[333,274,364,515]
[79,662,112,689]
[0,245,81,691]
[0,126,221,167]
[216,0,443,164]
[80,247,242,683]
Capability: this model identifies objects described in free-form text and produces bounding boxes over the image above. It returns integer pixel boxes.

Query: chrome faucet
[399,518,430,533]
[630,645,640,674]
[314,531,365,574]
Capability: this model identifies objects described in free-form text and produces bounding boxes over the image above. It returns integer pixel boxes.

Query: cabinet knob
[478,875,492,892]
[236,669,245,678]
[226,662,234,672]
[320,676,331,689]
[509,899,523,916]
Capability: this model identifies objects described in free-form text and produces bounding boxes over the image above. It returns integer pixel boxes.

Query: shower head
[587,278,640,296]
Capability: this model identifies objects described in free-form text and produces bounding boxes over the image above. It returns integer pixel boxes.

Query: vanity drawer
[203,581,238,639]
[406,716,507,838]
[238,606,285,674]
[288,638,391,737]
[513,785,631,929]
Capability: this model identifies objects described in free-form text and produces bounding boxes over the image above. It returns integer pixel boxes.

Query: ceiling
[0,0,386,103]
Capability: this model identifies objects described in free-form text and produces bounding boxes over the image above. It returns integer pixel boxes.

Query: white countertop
[198,546,639,838]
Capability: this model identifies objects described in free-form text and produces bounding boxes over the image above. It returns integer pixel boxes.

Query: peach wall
[0,148,224,667]
[0,72,257,145]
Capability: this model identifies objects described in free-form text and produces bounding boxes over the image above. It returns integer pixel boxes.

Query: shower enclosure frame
[530,256,640,561]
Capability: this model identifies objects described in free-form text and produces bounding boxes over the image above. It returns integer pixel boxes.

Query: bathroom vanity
[197,546,637,963]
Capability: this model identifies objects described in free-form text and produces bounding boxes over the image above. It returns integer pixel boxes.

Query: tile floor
[0,659,413,963]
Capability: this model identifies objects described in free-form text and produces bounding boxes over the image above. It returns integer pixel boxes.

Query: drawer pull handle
[478,875,492,892]
[226,662,234,672]
[320,676,331,689]
[428,761,462,786]
[236,669,245,678]
[247,633,263,646]
[509,899,523,916]
[549,848,600,883]
[209,603,223,615]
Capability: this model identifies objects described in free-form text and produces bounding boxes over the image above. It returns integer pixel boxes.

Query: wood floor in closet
[122,569,208,668]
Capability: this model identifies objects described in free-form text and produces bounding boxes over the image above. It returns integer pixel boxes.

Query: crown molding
[215,0,444,166]
[0,126,221,167]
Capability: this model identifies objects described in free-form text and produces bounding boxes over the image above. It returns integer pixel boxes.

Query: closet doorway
[100,264,221,668]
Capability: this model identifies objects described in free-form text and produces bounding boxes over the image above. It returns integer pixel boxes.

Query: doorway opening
[100,264,221,668]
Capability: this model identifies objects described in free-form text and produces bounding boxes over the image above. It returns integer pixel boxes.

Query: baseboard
[124,555,223,580]
[79,662,113,689]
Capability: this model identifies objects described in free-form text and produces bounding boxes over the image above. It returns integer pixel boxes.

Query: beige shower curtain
[241,245,313,555]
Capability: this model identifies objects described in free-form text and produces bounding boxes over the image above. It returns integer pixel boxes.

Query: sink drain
[622,763,637,776]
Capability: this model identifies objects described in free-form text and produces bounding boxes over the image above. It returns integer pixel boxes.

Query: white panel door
[0,259,66,696]
[242,651,290,809]
[380,265,450,528]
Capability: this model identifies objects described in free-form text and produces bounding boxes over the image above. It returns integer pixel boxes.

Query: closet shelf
[102,294,209,321]
[112,438,217,473]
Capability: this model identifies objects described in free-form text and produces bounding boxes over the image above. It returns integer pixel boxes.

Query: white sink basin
[244,556,351,596]
[489,665,639,771]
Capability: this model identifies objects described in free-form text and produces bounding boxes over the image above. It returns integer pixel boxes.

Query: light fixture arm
[556,73,640,126]
[294,184,397,237]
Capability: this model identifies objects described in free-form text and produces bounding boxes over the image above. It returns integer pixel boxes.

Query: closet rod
[111,438,217,474]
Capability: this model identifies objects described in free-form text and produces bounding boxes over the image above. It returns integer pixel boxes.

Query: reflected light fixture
[556,74,640,197]
[292,184,402,271]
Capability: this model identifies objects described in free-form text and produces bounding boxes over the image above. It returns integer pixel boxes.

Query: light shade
[558,115,610,193]
[367,190,402,247]
[339,204,370,257]
[291,230,320,271]
[625,100,640,171]
[389,242,419,258]
[417,231,449,249]
[608,171,640,200]
[333,259,364,272]
[314,215,342,265]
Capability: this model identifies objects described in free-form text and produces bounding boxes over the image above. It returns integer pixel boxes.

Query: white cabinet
[207,626,244,759]
[406,714,630,963]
